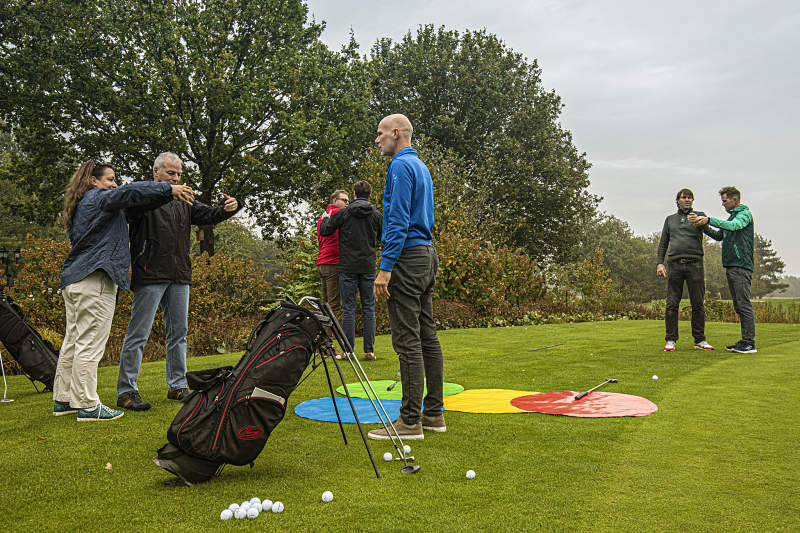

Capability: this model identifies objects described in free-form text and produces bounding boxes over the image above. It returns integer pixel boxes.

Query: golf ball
[250,497,261,506]
[403,444,411,454]
[220,509,233,521]
[466,469,476,479]
[272,501,284,513]
[652,375,659,380]
[261,499,273,512]
[247,507,259,519]
[228,503,239,511]
[383,452,392,462]
[234,508,247,520]
[322,490,333,503]
[241,501,251,510]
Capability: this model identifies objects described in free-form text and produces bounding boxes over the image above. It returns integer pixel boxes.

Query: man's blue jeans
[338,272,376,354]
[117,283,190,396]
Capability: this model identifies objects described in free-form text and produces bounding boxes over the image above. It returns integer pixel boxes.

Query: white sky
[305,0,800,275]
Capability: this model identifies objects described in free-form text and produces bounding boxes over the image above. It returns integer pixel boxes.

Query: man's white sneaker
[664,341,676,351]
[694,340,714,350]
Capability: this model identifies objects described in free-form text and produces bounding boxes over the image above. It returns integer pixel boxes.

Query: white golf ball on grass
[261,499,273,512]
[322,490,333,503]
[652,375,659,380]
[272,501,284,513]
[383,452,392,462]
[220,509,233,520]
[240,500,251,510]
[403,444,411,454]
[247,507,260,519]
[466,469,476,479]
[234,508,247,519]
[228,503,239,511]
[250,497,261,506]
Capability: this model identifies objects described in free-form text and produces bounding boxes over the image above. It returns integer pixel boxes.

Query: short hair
[675,188,694,202]
[353,180,372,199]
[153,151,182,169]
[718,186,740,200]
[329,189,348,204]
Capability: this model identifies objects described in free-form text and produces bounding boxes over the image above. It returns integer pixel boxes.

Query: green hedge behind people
[656,188,717,352]
[689,186,756,353]
[54,160,195,421]
[116,152,240,411]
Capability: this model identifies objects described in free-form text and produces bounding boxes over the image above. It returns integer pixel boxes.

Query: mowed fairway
[0,320,797,532]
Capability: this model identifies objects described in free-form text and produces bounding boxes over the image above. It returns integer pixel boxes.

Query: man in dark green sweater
[689,186,756,354]
[657,188,716,352]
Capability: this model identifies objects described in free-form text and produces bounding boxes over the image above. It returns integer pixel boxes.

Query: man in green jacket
[689,186,756,353]
[656,188,716,352]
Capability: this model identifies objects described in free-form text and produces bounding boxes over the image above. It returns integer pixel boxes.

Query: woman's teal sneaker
[77,403,124,422]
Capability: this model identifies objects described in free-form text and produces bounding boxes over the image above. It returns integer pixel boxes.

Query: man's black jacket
[319,198,382,274]
[127,198,238,287]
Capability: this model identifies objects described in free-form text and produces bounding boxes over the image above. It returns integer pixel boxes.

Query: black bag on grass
[0,292,58,392]
[155,301,326,485]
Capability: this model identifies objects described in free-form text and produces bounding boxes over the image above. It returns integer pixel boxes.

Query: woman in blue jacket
[53,160,194,421]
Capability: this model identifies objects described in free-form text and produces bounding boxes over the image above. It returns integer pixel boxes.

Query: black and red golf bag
[155,301,327,485]
[0,292,58,392]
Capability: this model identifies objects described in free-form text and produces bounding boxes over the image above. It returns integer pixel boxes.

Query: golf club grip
[574,391,588,400]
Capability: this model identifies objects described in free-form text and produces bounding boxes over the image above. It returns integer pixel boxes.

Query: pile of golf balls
[220,497,279,520]
[322,490,334,503]
[466,469,476,479]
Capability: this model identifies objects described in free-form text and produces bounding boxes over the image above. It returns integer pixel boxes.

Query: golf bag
[0,292,58,392]
[155,301,327,485]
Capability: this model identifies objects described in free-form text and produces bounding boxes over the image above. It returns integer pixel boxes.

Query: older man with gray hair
[116,152,240,411]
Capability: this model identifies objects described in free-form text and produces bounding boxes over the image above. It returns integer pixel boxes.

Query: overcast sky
[305,0,799,276]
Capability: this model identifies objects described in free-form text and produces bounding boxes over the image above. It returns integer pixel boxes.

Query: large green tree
[368,25,598,262]
[1,0,372,253]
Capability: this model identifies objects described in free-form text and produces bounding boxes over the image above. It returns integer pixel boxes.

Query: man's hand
[223,194,238,212]
[171,184,195,205]
[656,264,667,278]
[374,269,391,300]
[687,213,708,227]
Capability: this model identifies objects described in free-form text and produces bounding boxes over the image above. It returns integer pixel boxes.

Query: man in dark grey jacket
[116,152,239,411]
[319,180,382,361]
[656,188,715,352]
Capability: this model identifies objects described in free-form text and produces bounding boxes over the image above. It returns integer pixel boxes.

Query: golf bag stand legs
[1,350,14,403]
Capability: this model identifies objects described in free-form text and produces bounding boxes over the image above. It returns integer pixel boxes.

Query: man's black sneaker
[117,391,152,411]
[730,342,757,354]
[167,388,190,402]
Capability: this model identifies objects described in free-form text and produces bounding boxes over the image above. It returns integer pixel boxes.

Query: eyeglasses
[338,198,349,204]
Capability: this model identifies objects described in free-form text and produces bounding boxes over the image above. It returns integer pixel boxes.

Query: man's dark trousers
[665,259,706,343]
[387,243,444,425]
[339,271,376,354]
[726,266,755,345]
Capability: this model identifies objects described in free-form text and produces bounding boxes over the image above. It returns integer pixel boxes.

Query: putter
[527,343,563,352]
[574,378,618,400]
[386,370,400,391]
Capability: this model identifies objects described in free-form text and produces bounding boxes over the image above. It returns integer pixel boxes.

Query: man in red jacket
[317,189,349,356]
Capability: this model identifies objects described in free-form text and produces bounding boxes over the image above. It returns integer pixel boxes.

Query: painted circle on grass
[443,389,541,413]
[335,380,464,401]
[294,397,402,424]
[510,391,658,418]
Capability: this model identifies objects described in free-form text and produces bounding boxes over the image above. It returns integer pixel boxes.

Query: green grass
[1,320,798,532]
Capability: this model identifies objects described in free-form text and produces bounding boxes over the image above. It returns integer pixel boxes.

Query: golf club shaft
[574,378,617,400]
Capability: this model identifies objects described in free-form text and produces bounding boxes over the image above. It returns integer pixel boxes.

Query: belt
[674,258,698,264]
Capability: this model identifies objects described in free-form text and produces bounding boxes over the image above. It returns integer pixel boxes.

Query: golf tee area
[1,319,797,531]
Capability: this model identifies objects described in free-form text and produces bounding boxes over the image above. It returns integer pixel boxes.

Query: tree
[752,234,787,297]
[1,0,372,254]
[368,25,598,262]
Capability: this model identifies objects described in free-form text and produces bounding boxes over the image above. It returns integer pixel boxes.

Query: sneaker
[167,388,190,402]
[368,417,424,441]
[77,403,124,422]
[117,391,151,411]
[421,413,446,432]
[725,342,741,351]
[53,401,78,417]
[364,352,376,361]
[694,340,715,350]
[664,341,676,351]
[334,352,350,361]
[730,342,757,354]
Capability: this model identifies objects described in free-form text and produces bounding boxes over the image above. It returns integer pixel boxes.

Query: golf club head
[401,464,421,474]
[608,378,619,383]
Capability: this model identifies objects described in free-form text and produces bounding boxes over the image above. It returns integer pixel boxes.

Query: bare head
[153,152,183,184]
[718,186,741,211]
[675,188,694,211]
[375,114,413,156]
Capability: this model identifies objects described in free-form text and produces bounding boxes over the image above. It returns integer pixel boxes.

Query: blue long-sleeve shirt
[379,147,435,271]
